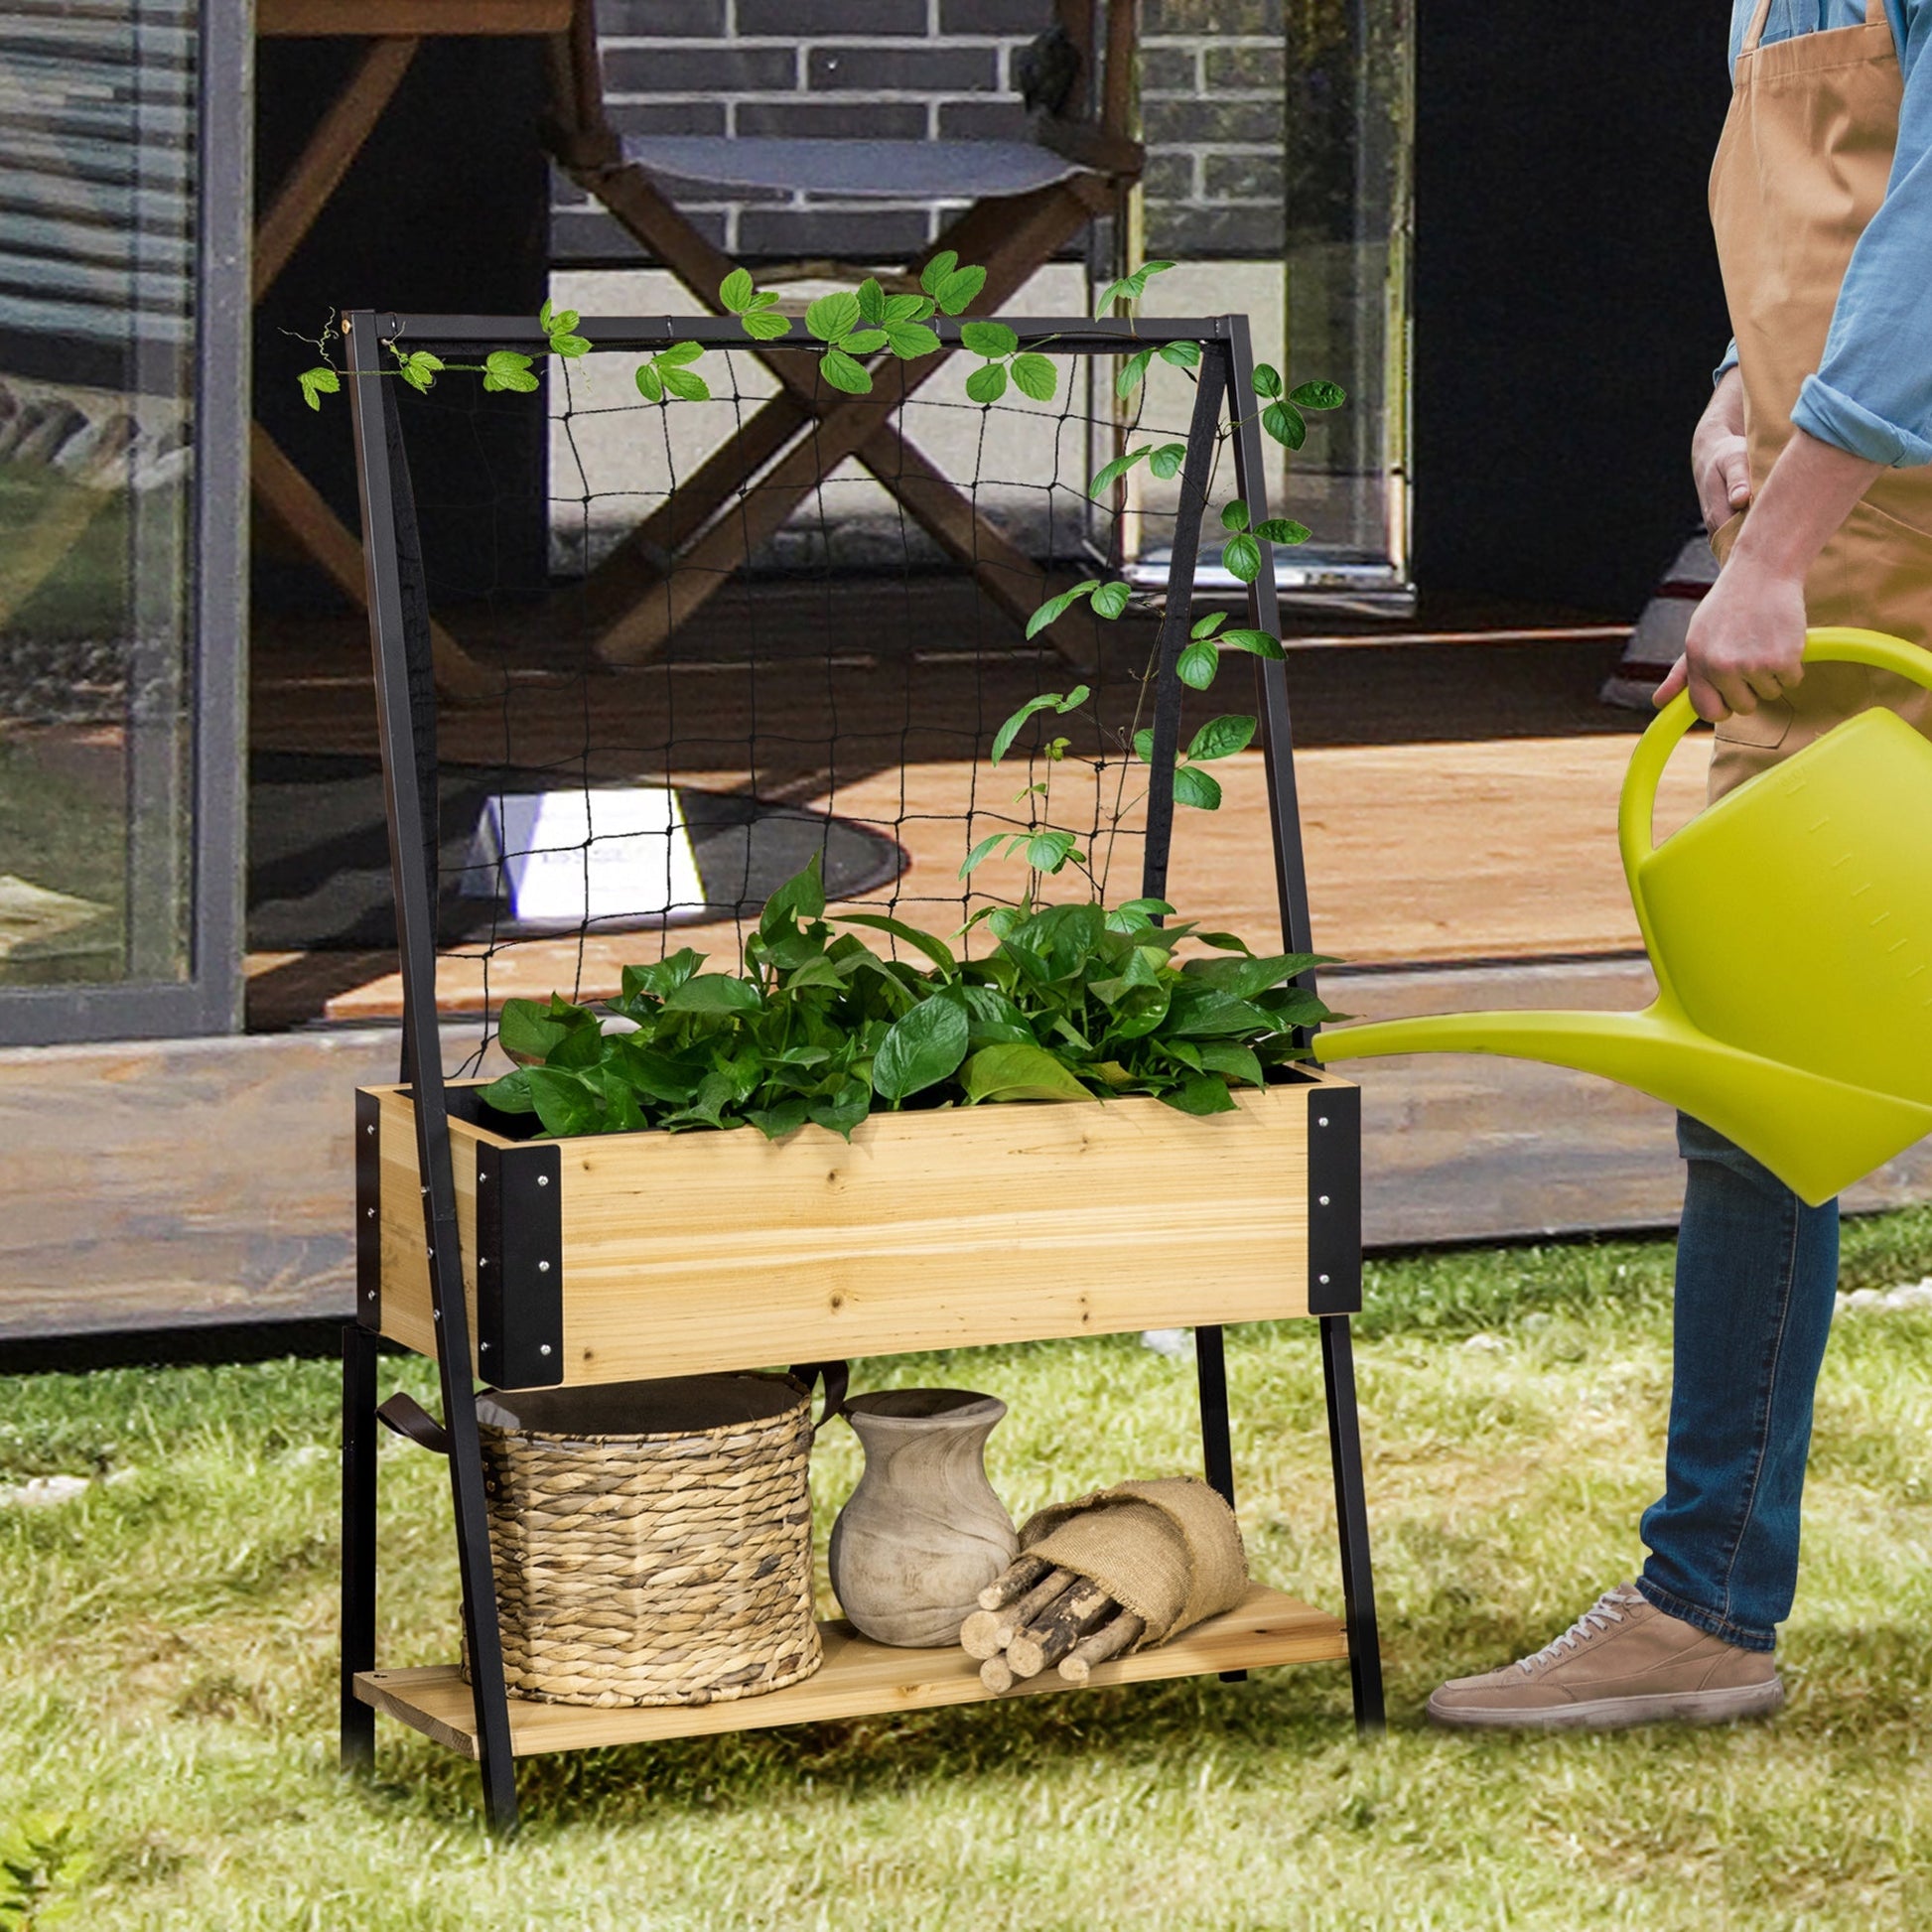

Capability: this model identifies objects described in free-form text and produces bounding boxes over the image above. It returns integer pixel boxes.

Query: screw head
[536,1173,550,1187]
[539,1344,552,1357]
[432,1307,441,1321]
[1317,1116,1329,1127]
[365,1207,375,1219]
[1318,1273,1331,1286]
[365,1123,375,1137]
[537,1260,551,1274]
[1318,1195,1330,1206]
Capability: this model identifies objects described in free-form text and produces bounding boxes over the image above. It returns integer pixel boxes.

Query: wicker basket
[466,1371,821,1708]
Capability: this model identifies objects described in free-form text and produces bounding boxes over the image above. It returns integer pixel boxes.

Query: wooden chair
[543,1,1143,671]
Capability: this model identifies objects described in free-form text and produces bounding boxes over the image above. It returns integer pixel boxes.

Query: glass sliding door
[0,0,246,1042]
[1126,0,1413,613]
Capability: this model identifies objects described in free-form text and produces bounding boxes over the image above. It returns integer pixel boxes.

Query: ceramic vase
[827,1389,1018,1647]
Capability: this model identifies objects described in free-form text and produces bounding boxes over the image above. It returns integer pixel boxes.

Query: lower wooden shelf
[354,1583,1347,1760]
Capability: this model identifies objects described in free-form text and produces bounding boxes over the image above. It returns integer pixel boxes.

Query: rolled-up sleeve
[1795,8,1932,466]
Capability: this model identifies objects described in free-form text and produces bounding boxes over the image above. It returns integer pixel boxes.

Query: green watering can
[1313,629,1932,1207]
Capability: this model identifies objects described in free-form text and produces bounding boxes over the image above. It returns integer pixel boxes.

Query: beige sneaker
[1427,1583,1785,1732]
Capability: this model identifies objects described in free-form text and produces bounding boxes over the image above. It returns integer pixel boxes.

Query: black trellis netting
[340,309,1314,1078]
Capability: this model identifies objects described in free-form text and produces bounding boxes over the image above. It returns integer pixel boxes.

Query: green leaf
[1187,713,1257,761]
[1147,441,1188,480]
[525,1066,603,1138]
[1253,518,1311,546]
[1190,610,1228,638]
[1162,1073,1238,1116]
[991,690,1069,761]
[634,363,663,403]
[747,1096,811,1140]
[1159,341,1201,369]
[1172,764,1224,810]
[1053,683,1092,712]
[478,1068,535,1113]
[819,348,873,394]
[809,1082,873,1139]
[1025,829,1080,874]
[1262,400,1308,449]
[539,297,555,331]
[964,361,1009,404]
[835,911,958,978]
[298,366,341,410]
[959,832,1006,879]
[1221,533,1263,583]
[960,320,1019,357]
[1024,581,1097,639]
[920,249,960,297]
[662,974,763,1015]
[482,349,538,393]
[742,309,792,341]
[806,291,862,344]
[656,340,705,366]
[873,999,970,1102]
[1089,581,1131,620]
[1092,258,1177,316]
[936,265,987,314]
[882,319,940,357]
[658,365,710,401]
[1115,347,1155,399]
[841,329,889,355]
[1132,727,1155,762]
[1196,1041,1265,1087]
[1217,626,1286,659]
[1289,379,1347,410]
[1089,444,1153,496]
[1251,361,1284,399]
[883,292,929,323]
[1175,639,1219,690]
[961,1043,1093,1103]
[497,997,568,1062]
[855,276,888,323]
[1010,352,1056,401]
[1220,498,1251,533]
[759,854,826,936]
[720,267,757,313]
[549,332,591,359]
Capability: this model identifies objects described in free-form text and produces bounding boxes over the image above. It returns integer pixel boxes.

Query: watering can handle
[1616,626,1932,877]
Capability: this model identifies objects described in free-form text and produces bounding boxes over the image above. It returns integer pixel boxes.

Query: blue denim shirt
[1718,0,1932,466]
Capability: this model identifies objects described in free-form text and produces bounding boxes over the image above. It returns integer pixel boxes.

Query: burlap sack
[1016,1476,1247,1649]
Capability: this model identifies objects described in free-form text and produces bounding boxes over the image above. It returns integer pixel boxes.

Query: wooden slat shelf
[354,1584,1347,1759]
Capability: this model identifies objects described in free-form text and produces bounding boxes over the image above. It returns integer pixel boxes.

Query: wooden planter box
[357,1068,1363,1392]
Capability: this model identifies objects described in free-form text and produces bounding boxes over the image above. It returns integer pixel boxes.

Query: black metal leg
[439,1368,520,1835]
[1320,1314,1385,1733]
[1195,1324,1236,1509]
[1193,1324,1248,1684]
[342,1322,379,1775]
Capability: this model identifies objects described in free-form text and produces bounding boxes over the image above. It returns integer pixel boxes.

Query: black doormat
[247,753,907,953]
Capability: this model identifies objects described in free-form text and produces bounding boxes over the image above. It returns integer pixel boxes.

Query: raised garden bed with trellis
[332,297,1382,1833]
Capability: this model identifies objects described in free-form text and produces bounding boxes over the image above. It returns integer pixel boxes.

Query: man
[1429,0,1932,1731]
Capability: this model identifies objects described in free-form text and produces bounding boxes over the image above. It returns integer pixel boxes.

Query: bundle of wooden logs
[958,1553,1144,1692]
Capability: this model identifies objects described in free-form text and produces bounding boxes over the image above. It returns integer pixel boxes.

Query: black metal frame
[340,308,1382,1834]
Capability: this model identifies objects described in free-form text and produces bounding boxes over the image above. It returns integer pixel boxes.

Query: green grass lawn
[5,1214,1932,1930]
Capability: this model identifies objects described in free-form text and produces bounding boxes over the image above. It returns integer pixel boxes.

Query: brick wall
[552,0,1286,267]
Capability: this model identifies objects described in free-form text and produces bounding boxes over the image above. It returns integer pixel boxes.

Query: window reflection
[0,1,197,988]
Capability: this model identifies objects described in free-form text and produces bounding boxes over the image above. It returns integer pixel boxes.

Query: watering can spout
[1311,1005,1932,1210]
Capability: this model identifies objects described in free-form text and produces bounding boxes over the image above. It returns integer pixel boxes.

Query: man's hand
[1693,365,1752,535]
[1656,425,1882,720]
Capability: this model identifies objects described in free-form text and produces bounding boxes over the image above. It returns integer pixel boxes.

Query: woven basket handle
[790,1360,850,1436]
[377,1391,452,1454]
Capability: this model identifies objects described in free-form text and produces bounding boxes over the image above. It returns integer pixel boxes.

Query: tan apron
[1707,0,1932,799]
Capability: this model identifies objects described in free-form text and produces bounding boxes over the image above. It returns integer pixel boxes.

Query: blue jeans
[1635,1114,1840,1652]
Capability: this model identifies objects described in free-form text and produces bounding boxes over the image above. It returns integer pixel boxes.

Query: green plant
[478,856,1335,1140]
[0,1816,90,1929]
